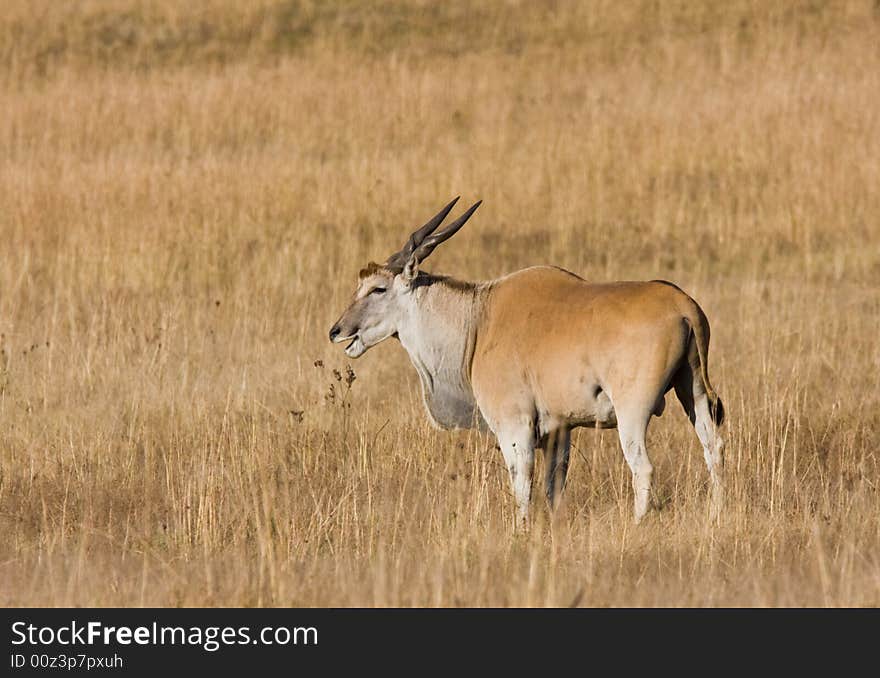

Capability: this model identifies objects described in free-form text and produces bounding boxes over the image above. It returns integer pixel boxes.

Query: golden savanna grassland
[0,0,878,606]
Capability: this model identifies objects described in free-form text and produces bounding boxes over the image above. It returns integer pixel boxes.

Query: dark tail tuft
[710,395,725,426]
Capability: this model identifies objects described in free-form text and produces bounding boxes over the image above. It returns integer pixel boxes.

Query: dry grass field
[1,0,879,607]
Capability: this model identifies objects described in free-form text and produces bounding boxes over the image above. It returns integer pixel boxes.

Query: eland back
[329,198,725,525]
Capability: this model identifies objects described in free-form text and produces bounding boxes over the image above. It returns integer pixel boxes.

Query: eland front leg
[544,427,571,509]
[496,422,536,529]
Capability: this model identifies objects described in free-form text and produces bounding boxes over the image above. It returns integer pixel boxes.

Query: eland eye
[370,287,387,295]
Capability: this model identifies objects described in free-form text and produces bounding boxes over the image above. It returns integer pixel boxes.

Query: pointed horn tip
[462,199,482,215]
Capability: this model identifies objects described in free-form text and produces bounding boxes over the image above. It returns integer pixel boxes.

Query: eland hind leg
[614,401,656,523]
[673,363,725,516]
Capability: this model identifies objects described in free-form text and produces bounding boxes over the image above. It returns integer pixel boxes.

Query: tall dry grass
[0,0,878,606]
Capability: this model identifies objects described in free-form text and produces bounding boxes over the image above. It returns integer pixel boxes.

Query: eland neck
[395,273,487,430]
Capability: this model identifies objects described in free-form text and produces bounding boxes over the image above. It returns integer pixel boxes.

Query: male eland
[329,198,725,525]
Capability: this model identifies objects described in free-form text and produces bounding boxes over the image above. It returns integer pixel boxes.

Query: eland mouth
[331,331,365,358]
[343,336,365,358]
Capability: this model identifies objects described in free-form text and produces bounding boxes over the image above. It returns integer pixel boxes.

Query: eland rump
[329,198,725,524]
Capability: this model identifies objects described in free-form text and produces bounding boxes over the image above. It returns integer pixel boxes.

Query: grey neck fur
[395,273,487,431]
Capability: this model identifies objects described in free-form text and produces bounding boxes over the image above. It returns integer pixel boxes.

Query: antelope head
[328,197,481,358]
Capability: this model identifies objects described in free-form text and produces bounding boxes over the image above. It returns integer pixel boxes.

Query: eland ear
[400,255,420,285]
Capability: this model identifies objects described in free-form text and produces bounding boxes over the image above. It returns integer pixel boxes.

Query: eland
[329,198,725,525]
